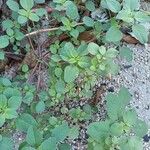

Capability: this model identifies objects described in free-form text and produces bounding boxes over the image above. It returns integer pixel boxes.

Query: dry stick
[25,22,84,37]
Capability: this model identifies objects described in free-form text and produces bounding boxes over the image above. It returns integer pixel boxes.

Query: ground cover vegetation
[0,0,150,149]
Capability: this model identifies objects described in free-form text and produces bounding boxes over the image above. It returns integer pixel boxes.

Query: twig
[25,22,84,37]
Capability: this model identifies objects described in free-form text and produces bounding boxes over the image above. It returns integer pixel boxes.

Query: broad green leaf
[1,77,11,86]
[22,147,36,150]
[117,87,131,107]
[0,114,5,127]
[85,1,95,11]
[8,96,22,110]
[4,108,18,119]
[58,143,71,150]
[52,123,69,142]
[35,8,47,17]
[131,24,148,44]
[23,92,34,105]
[64,65,79,83]
[70,29,79,39]
[83,16,94,27]
[123,0,140,11]
[110,122,124,136]
[0,94,7,108]
[35,101,45,113]
[116,9,134,23]
[26,126,43,146]
[119,47,133,62]
[29,13,40,22]
[106,26,123,42]
[18,9,28,16]
[106,48,118,58]
[78,56,91,68]
[66,1,79,20]
[16,113,37,132]
[0,51,5,60]
[0,35,9,49]
[87,42,99,55]
[101,0,121,13]
[55,79,65,94]
[87,121,110,141]
[6,0,19,12]
[68,127,79,139]
[0,137,14,150]
[20,0,34,10]
[39,137,57,150]
[134,119,148,137]
[18,15,28,24]
[134,11,150,23]
[2,19,14,30]
[120,136,143,150]
[123,110,137,126]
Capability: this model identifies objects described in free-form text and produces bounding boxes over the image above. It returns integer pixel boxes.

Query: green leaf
[1,77,11,86]
[134,11,150,23]
[58,143,71,150]
[68,127,79,139]
[16,113,37,132]
[105,48,118,58]
[0,35,9,49]
[65,1,79,20]
[101,0,121,13]
[85,1,95,11]
[52,123,69,142]
[110,122,124,136]
[35,101,45,113]
[4,108,18,119]
[0,114,5,127]
[2,19,14,30]
[78,56,91,68]
[22,147,36,150]
[0,51,5,60]
[34,0,45,4]
[70,29,79,39]
[55,79,65,94]
[8,96,22,110]
[119,47,133,62]
[6,0,19,12]
[106,26,123,42]
[123,0,140,11]
[134,119,148,137]
[26,126,43,146]
[120,136,143,150]
[0,94,7,108]
[18,15,28,24]
[22,64,29,73]
[83,16,94,27]
[131,24,148,44]
[87,42,99,55]
[23,92,34,105]
[20,0,34,10]
[64,65,79,83]
[35,8,47,17]
[29,13,40,22]
[87,121,110,141]
[116,9,134,23]
[123,110,137,126]
[0,137,14,150]
[39,137,57,150]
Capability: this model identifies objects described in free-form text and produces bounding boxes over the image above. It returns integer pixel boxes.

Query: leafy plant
[0,77,22,127]
[87,87,148,150]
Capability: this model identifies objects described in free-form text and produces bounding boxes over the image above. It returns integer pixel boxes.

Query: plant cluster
[87,87,148,150]
[0,0,149,149]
